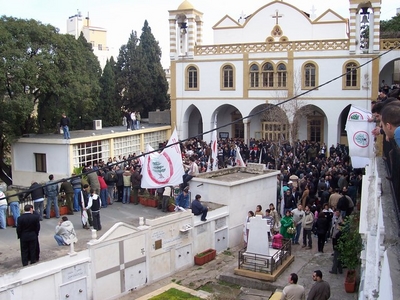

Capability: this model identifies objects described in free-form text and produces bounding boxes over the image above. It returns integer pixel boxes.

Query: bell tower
[168,0,203,60]
[348,0,381,54]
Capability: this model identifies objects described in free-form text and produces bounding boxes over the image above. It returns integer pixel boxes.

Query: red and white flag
[207,115,218,172]
[141,129,185,188]
[235,146,246,167]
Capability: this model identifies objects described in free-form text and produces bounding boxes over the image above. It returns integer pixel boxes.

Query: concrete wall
[0,210,231,300]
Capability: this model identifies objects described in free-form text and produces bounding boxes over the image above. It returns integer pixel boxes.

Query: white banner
[345,106,375,168]
[141,129,185,188]
[235,146,246,167]
[347,105,372,121]
[207,115,218,172]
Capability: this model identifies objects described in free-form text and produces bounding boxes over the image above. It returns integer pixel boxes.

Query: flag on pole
[141,129,185,188]
[208,115,218,172]
[345,105,374,168]
[235,146,246,167]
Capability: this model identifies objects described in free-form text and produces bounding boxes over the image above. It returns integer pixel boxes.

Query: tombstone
[246,215,270,256]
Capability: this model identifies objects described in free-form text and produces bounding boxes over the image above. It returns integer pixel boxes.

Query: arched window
[277,63,287,88]
[304,63,316,87]
[186,66,198,90]
[262,62,274,87]
[345,62,358,87]
[222,65,234,88]
[249,64,259,88]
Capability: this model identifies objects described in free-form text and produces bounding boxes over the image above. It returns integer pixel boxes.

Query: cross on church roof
[272,10,283,25]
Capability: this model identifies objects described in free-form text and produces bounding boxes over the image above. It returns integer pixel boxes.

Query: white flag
[345,106,375,167]
[141,129,185,188]
[347,105,372,121]
[235,146,246,167]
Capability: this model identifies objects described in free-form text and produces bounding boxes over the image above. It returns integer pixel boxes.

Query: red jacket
[98,176,108,190]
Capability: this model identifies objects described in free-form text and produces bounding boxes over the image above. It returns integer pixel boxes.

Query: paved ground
[1,203,359,299]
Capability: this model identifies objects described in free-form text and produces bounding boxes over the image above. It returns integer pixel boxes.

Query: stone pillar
[187,17,195,58]
[169,18,177,60]
[196,20,203,45]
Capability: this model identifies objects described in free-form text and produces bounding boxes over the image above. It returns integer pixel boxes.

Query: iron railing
[237,239,292,275]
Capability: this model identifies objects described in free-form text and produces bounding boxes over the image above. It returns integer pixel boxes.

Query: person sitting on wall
[191,194,208,222]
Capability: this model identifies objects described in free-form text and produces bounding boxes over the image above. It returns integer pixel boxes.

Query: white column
[169,18,177,60]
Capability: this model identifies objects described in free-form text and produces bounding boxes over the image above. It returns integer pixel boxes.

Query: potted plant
[337,213,363,293]
[168,197,176,212]
[194,249,217,266]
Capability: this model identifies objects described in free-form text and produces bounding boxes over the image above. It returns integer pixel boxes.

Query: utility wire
[2,45,399,200]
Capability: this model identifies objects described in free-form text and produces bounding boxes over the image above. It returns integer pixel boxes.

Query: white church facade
[168,0,399,146]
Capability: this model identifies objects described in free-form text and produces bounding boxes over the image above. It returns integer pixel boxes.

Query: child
[89,188,102,231]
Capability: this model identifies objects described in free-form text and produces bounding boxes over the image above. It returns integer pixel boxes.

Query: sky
[1,0,398,68]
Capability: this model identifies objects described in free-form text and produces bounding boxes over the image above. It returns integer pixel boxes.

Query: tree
[99,57,121,126]
[380,14,400,38]
[140,20,169,114]
[116,31,151,115]
[115,21,169,117]
[0,16,101,184]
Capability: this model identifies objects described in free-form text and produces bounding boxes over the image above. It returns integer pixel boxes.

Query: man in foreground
[307,270,330,300]
[281,273,305,300]
[17,205,40,266]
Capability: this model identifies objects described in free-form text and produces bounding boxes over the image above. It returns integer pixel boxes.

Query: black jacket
[17,212,40,241]
[25,182,45,200]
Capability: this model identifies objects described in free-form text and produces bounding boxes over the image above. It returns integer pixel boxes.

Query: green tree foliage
[140,20,169,113]
[0,16,101,184]
[116,21,169,117]
[380,14,400,38]
[99,57,122,126]
[116,30,151,115]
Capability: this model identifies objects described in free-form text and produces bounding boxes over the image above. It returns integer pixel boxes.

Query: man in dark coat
[60,179,74,215]
[17,204,40,266]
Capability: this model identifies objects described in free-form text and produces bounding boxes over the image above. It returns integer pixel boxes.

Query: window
[187,66,198,90]
[262,63,274,87]
[304,63,316,87]
[342,61,360,89]
[250,64,259,88]
[98,44,103,50]
[277,63,287,88]
[34,153,47,172]
[222,65,234,88]
[345,62,358,87]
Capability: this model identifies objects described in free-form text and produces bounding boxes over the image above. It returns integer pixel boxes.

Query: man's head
[304,205,310,212]
[381,101,400,139]
[83,184,89,190]
[297,204,303,210]
[24,204,33,212]
[195,194,201,200]
[49,174,54,180]
[312,270,323,281]
[289,273,298,284]
[62,216,68,222]
[265,209,271,216]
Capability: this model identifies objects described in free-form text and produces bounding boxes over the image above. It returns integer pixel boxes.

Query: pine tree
[99,57,121,126]
[140,20,169,114]
[152,160,166,179]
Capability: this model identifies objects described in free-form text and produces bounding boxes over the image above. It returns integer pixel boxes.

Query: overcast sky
[1,0,398,68]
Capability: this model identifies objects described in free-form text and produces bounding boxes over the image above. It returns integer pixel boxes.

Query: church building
[168,0,399,146]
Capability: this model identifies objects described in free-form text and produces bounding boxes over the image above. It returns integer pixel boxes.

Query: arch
[211,104,244,139]
[220,63,236,90]
[294,105,327,144]
[249,104,289,141]
[342,60,360,90]
[183,104,203,139]
[185,64,199,91]
[301,61,319,90]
